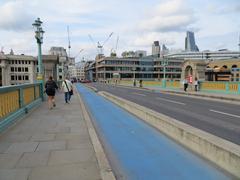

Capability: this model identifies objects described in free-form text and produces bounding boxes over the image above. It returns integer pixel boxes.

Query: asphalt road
[89,82,240,145]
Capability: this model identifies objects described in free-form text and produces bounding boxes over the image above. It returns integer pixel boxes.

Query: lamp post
[32,18,45,99]
[132,67,136,86]
[162,57,168,88]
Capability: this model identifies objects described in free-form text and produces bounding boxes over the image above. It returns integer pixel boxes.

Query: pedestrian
[183,79,188,92]
[194,78,199,91]
[139,79,143,88]
[133,79,136,87]
[62,77,73,104]
[45,76,58,109]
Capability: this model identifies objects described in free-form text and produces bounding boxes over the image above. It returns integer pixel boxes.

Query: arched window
[232,64,237,68]
[222,65,228,69]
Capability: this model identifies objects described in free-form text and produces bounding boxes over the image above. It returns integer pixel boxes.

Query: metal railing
[0,83,43,132]
[105,79,240,94]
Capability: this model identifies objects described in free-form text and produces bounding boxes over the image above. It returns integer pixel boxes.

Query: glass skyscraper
[185,31,199,52]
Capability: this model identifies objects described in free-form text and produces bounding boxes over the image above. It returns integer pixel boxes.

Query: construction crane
[67,26,71,57]
[111,35,119,57]
[88,35,99,53]
[88,32,113,56]
[74,49,84,59]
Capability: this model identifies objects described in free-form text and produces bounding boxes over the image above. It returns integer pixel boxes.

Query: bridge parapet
[0,83,43,132]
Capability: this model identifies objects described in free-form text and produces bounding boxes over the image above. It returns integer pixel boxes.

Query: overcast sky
[0,0,239,61]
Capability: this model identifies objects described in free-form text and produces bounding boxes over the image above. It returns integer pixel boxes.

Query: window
[11,76,14,80]
[25,67,28,72]
[11,67,14,72]
[18,75,22,80]
[18,67,21,72]
[59,68,62,72]
[25,76,29,80]
[59,75,62,80]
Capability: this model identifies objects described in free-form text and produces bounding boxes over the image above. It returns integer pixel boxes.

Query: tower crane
[88,32,114,56]
[74,49,84,59]
[67,26,71,57]
[111,35,119,57]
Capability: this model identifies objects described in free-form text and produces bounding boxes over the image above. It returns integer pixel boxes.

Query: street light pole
[162,57,168,88]
[132,67,136,87]
[32,18,45,100]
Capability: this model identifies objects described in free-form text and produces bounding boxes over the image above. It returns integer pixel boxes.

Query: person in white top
[62,77,73,103]
[194,78,199,91]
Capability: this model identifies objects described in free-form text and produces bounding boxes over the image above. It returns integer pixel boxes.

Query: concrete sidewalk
[0,90,102,180]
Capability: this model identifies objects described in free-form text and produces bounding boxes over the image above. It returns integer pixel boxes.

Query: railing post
[226,82,229,93]
[19,87,24,108]
[238,83,240,94]
[40,83,44,101]
[162,79,166,88]
[34,85,37,100]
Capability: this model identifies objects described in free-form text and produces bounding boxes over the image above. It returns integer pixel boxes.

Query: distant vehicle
[70,77,77,83]
[80,79,91,83]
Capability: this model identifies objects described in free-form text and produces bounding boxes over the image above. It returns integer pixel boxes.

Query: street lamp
[32,18,45,99]
[132,67,136,86]
[162,57,168,88]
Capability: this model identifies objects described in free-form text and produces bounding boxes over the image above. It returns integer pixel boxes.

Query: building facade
[0,54,37,86]
[206,59,240,81]
[152,41,161,57]
[166,51,240,61]
[153,57,183,80]
[185,31,199,52]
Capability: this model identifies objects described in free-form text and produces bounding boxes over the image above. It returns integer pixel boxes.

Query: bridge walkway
[0,91,101,180]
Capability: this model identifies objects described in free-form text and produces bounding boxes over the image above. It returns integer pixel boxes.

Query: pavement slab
[0,168,31,180]
[16,151,50,168]
[0,90,102,180]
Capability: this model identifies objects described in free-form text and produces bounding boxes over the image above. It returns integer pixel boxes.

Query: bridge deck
[0,91,101,180]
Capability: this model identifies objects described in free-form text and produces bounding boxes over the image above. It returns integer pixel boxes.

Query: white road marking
[156,97,186,105]
[132,92,146,96]
[209,109,240,119]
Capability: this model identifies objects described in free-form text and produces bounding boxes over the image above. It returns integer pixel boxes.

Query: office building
[185,31,199,52]
[0,53,37,86]
[152,41,161,57]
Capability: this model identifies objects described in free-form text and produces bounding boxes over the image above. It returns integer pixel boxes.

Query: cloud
[138,0,196,33]
[207,3,240,15]
[0,1,34,31]
[139,15,194,32]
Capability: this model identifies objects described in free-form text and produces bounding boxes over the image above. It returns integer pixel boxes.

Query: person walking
[194,78,199,91]
[45,76,58,109]
[183,79,188,92]
[62,77,73,104]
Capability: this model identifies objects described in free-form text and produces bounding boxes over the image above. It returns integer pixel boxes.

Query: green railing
[106,79,240,94]
[0,83,43,132]
[200,81,240,94]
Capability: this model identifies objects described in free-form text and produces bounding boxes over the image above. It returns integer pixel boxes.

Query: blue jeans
[64,92,70,103]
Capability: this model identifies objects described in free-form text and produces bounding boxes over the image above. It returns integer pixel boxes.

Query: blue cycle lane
[76,84,231,180]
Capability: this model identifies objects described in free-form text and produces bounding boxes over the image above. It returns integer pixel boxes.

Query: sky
[0,0,239,62]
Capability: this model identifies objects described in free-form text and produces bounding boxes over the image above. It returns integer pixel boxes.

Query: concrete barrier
[99,91,240,178]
